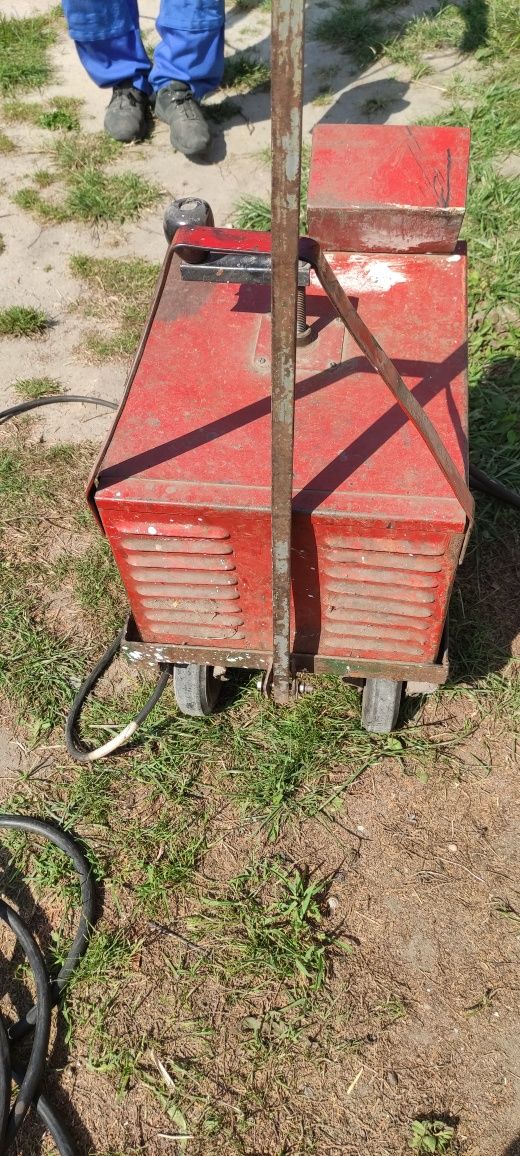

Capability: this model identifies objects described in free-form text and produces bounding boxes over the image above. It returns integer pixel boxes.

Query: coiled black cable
[65,629,170,763]
[0,815,95,1154]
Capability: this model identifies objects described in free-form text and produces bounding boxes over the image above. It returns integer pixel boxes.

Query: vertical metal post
[270,0,305,704]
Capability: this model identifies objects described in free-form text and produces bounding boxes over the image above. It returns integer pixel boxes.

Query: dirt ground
[1,1,519,1155]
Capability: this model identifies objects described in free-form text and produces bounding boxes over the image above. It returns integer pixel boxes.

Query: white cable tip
[86,720,138,762]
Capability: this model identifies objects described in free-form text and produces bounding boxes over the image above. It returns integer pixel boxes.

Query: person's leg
[152,0,224,155]
[74,30,152,94]
[150,25,224,99]
[61,0,152,141]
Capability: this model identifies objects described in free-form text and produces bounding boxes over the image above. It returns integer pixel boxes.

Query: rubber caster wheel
[173,664,221,717]
[361,678,403,733]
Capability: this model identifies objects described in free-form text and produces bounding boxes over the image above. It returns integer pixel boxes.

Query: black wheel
[173,664,221,717]
[361,678,403,733]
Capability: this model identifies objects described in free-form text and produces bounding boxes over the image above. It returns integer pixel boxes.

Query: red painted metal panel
[307,125,470,253]
[95,208,468,667]
[96,251,467,518]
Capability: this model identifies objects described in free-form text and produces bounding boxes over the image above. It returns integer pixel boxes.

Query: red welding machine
[88,124,473,732]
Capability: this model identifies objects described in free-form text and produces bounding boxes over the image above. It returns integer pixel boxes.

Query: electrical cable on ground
[0,815,95,1155]
[65,630,170,763]
[1,394,171,762]
[0,396,118,423]
[468,463,520,510]
[1,393,519,765]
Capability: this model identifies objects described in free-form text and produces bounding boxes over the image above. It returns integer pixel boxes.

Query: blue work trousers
[61,0,225,99]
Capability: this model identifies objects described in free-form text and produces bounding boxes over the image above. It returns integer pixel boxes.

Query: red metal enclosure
[307,124,470,253]
[91,125,469,681]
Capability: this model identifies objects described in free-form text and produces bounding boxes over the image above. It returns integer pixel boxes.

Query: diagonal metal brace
[172,224,475,552]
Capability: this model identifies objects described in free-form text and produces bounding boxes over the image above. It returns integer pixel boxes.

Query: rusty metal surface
[121,637,448,687]
[307,125,470,254]
[296,654,448,684]
[171,225,474,545]
[270,0,305,704]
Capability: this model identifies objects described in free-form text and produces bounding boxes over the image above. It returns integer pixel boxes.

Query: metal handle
[270,0,306,703]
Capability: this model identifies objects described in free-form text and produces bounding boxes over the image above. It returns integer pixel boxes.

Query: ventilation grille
[122,524,245,643]
[322,535,444,661]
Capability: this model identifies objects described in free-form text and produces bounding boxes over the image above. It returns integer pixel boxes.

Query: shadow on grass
[449,355,520,687]
[219,0,489,133]
[502,1137,520,1156]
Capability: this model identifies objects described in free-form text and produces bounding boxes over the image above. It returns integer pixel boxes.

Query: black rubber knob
[163,197,214,247]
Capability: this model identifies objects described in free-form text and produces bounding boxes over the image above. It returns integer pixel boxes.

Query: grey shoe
[155,81,211,157]
[104,85,148,143]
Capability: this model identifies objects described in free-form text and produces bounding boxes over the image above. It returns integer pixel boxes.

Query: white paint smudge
[312,256,407,294]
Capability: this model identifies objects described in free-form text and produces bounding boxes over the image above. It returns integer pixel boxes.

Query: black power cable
[1,395,171,762]
[469,463,520,511]
[0,396,118,424]
[65,629,170,763]
[0,815,95,1154]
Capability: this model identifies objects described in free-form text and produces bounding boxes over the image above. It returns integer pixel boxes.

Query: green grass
[187,859,349,995]
[0,12,58,93]
[0,130,15,154]
[232,0,271,10]
[70,254,160,359]
[118,817,206,915]
[374,995,408,1023]
[68,169,160,224]
[0,592,84,732]
[314,0,493,73]
[222,51,270,91]
[313,1,385,65]
[233,194,272,231]
[40,105,81,132]
[312,86,334,107]
[3,96,82,131]
[0,440,119,733]
[409,1119,456,1154]
[66,539,128,637]
[233,141,311,233]
[62,931,142,1048]
[13,376,63,399]
[34,168,56,188]
[14,133,161,226]
[0,306,48,337]
[418,58,520,504]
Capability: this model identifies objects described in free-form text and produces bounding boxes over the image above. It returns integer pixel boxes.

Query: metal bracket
[172,224,475,554]
[180,251,311,287]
